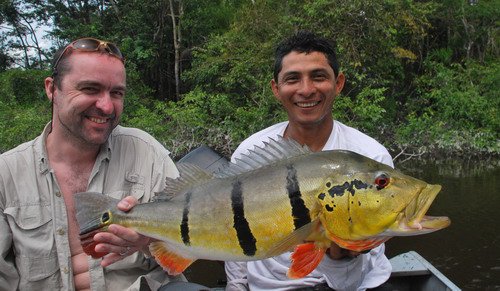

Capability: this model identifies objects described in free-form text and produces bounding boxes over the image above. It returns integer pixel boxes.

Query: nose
[95,92,114,115]
[297,78,317,97]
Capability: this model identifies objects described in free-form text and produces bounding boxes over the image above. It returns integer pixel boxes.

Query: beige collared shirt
[0,123,184,291]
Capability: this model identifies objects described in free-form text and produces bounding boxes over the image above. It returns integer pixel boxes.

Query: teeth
[296,101,319,108]
[89,117,107,124]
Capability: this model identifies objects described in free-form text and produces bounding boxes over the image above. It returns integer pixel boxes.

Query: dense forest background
[0,0,498,161]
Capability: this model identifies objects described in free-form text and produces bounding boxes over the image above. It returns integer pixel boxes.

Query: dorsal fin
[216,136,311,178]
[154,163,214,201]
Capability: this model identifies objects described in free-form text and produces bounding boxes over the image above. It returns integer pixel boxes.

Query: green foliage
[182,0,242,47]
[0,69,50,152]
[169,1,293,156]
[159,85,285,158]
[334,86,388,135]
[395,59,499,155]
[0,69,47,103]
[0,101,50,153]
[0,0,498,160]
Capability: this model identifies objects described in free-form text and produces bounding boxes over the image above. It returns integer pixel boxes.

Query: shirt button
[62,266,69,274]
[55,192,61,197]
[57,228,65,236]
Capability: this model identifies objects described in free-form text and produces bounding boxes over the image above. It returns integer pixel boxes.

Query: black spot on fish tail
[180,191,192,246]
[286,165,311,229]
[326,182,331,188]
[325,204,334,212]
[318,193,326,200]
[231,180,257,256]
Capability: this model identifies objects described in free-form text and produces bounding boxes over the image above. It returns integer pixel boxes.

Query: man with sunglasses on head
[0,38,185,290]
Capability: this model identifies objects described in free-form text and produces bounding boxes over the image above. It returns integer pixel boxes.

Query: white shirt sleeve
[225,261,250,291]
[358,244,392,290]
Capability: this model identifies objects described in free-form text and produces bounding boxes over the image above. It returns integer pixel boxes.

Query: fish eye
[101,211,110,223]
[375,173,390,189]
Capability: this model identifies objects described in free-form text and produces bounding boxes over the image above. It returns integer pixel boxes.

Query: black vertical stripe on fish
[286,164,311,229]
[231,180,257,256]
[180,191,192,246]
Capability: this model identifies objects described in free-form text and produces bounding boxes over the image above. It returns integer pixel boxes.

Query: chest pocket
[125,171,146,199]
[4,204,61,284]
[107,171,146,201]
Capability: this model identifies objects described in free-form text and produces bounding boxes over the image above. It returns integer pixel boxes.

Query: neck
[284,119,333,152]
[45,129,100,167]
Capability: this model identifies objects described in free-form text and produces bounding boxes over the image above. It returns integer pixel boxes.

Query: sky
[1,20,53,67]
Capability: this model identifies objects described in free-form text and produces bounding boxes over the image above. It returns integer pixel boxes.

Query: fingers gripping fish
[75,137,450,278]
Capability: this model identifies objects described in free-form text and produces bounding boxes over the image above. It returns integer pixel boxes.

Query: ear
[334,72,345,95]
[271,79,282,102]
[44,77,55,102]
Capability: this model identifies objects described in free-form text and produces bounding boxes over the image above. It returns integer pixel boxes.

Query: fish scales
[75,137,450,278]
[127,152,362,257]
[158,155,321,259]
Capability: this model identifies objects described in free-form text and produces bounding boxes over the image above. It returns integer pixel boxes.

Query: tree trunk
[169,0,182,101]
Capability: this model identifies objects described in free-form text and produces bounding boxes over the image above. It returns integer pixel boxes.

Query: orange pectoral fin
[149,241,195,276]
[287,243,326,279]
[80,229,107,259]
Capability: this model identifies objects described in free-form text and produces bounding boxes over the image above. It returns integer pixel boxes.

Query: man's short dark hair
[273,30,340,82]
[51,45,72,89]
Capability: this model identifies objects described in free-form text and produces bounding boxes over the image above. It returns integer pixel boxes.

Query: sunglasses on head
[52,38,125,73]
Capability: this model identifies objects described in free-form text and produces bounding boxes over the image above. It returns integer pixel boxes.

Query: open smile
[88,116,111,124]
[296,101,320,108]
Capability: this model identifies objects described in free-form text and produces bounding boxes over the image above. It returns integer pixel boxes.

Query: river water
[185,158,500,290]
[385,158,500,290]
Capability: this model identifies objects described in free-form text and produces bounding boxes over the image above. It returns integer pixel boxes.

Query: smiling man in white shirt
[225,30,393,291]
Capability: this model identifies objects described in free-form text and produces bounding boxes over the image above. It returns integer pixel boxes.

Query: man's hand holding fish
[91,196,154,267]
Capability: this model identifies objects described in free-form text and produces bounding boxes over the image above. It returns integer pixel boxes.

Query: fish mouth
[385,184,451,236]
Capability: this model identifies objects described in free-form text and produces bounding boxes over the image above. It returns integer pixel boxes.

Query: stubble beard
[58,113,117,149]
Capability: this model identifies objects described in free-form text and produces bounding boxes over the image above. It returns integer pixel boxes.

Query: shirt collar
[34,122,52,174]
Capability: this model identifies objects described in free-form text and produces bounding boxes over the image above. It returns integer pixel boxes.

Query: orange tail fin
[149,241,195,276]
[288,242,326,278]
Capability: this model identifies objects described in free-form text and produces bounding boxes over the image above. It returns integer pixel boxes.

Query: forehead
[63,52,126,84]
[280,51,332,75]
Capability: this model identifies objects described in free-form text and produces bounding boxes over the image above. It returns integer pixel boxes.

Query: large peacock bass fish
[75,137,450,278]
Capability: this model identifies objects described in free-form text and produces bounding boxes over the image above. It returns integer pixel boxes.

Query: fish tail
[74,192,120,258]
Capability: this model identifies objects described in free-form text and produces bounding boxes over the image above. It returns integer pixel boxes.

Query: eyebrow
[310,68,332,75]
[76,80,126,91]
[281,71,300,78]
[281,68,332,79]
